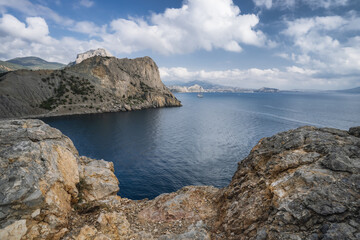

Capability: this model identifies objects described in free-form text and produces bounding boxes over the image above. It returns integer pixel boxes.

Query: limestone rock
[0,55,181,119]
[0,119,119,239]
[158,221,211,240]
[97,212,132,238]
[75,48,113,64]
[217,126,360,239]
[139,186,219,223]
[78,157,119,202]
[0,220,27,240]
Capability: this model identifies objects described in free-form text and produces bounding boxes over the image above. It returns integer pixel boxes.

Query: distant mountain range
[166,80,360,94]
[334,87,360,93]
[0,57,65,73]
[166,80,279,93]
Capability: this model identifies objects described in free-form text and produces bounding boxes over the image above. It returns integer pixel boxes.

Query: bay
[42,92,360,200]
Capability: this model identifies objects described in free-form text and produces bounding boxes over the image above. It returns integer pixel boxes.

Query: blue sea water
[42,92,360,200]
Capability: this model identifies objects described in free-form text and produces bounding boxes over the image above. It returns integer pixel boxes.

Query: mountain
[335,87,360,93]
[0,57,65,72]
[0,55,181,119]
[0,60,25,73]
[167,80,279,93]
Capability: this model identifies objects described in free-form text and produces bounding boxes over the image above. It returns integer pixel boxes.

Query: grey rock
[349,126,360,137]
[217,126,360,240]
[75,48,112,64]
[78,157,119,201]
[159,221,210,240]
[0,119,119,239]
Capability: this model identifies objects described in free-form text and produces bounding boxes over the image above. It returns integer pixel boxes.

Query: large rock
[217,126,360,239]
[74,48,113,64]
[0,119,119,239]
[0,55,181,119]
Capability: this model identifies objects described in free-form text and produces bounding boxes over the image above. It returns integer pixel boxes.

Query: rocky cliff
[0,56,181,119]
[73,48,113,65]
[0,120,359,239]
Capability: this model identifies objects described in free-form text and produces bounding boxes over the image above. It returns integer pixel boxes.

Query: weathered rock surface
[74,48,113,65]
[217,126,360,239]
[0,55,181,119]
[0,119,119,239]
[1,120,359,239]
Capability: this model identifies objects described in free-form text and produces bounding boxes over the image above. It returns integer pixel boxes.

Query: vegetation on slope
[39,70,98,110]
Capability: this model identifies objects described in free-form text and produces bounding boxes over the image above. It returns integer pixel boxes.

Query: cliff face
[0,56,181,119]
[217,126,360,239]
[0,120,359,240]
[74,48,113,64]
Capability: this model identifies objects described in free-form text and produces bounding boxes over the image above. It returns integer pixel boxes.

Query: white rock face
[75,48,113,64]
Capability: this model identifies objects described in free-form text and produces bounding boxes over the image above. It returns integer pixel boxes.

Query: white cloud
[0,0,74,25]
[69,21,106,36]
[0,14,51,44]
[253,0,273,9]
[302,0,348,9]
[0,0,271,60]
[0,14,102,63]
[102,0,268,55]
[79,0,94,8]
[253,0,348,9]
[282,15,360,76]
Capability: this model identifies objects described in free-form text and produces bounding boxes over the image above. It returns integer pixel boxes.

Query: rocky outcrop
[0,55,181,119]
[0,120,359,239]
[0,120,217,239]
[217,126,360,239]
[0,119,119,239]
[74,48,113,65]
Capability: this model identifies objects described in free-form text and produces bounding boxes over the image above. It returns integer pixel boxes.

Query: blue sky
[0,0,359,90]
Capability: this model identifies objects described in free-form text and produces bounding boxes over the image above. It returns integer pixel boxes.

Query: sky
[0,0,359,90]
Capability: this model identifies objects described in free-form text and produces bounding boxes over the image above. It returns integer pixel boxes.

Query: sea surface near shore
[42,92,360,199]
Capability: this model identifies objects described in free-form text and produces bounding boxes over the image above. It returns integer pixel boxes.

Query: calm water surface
[42,92,360,200]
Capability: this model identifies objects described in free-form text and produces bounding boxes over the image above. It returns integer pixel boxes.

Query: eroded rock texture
[0,119,119,239]
[0,120,359,239]
[217,126,360,240]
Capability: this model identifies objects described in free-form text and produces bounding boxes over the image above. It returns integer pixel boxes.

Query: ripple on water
[43,92,360,199]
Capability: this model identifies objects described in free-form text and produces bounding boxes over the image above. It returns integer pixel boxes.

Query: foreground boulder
[217,126,360,239]
[0,119,119,239]
[0,120,359,239]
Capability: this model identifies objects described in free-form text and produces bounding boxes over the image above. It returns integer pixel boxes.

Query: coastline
[1,119,359,239]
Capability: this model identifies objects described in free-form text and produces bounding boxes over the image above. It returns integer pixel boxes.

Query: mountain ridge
[0,56,65,72]
[0,55,181,119]
[167,80,279,93]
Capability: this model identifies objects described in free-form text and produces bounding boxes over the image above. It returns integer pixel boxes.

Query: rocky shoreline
[0,120,359,239]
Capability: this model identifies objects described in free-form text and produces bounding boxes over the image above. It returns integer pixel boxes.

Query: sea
[42,92,360,200]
